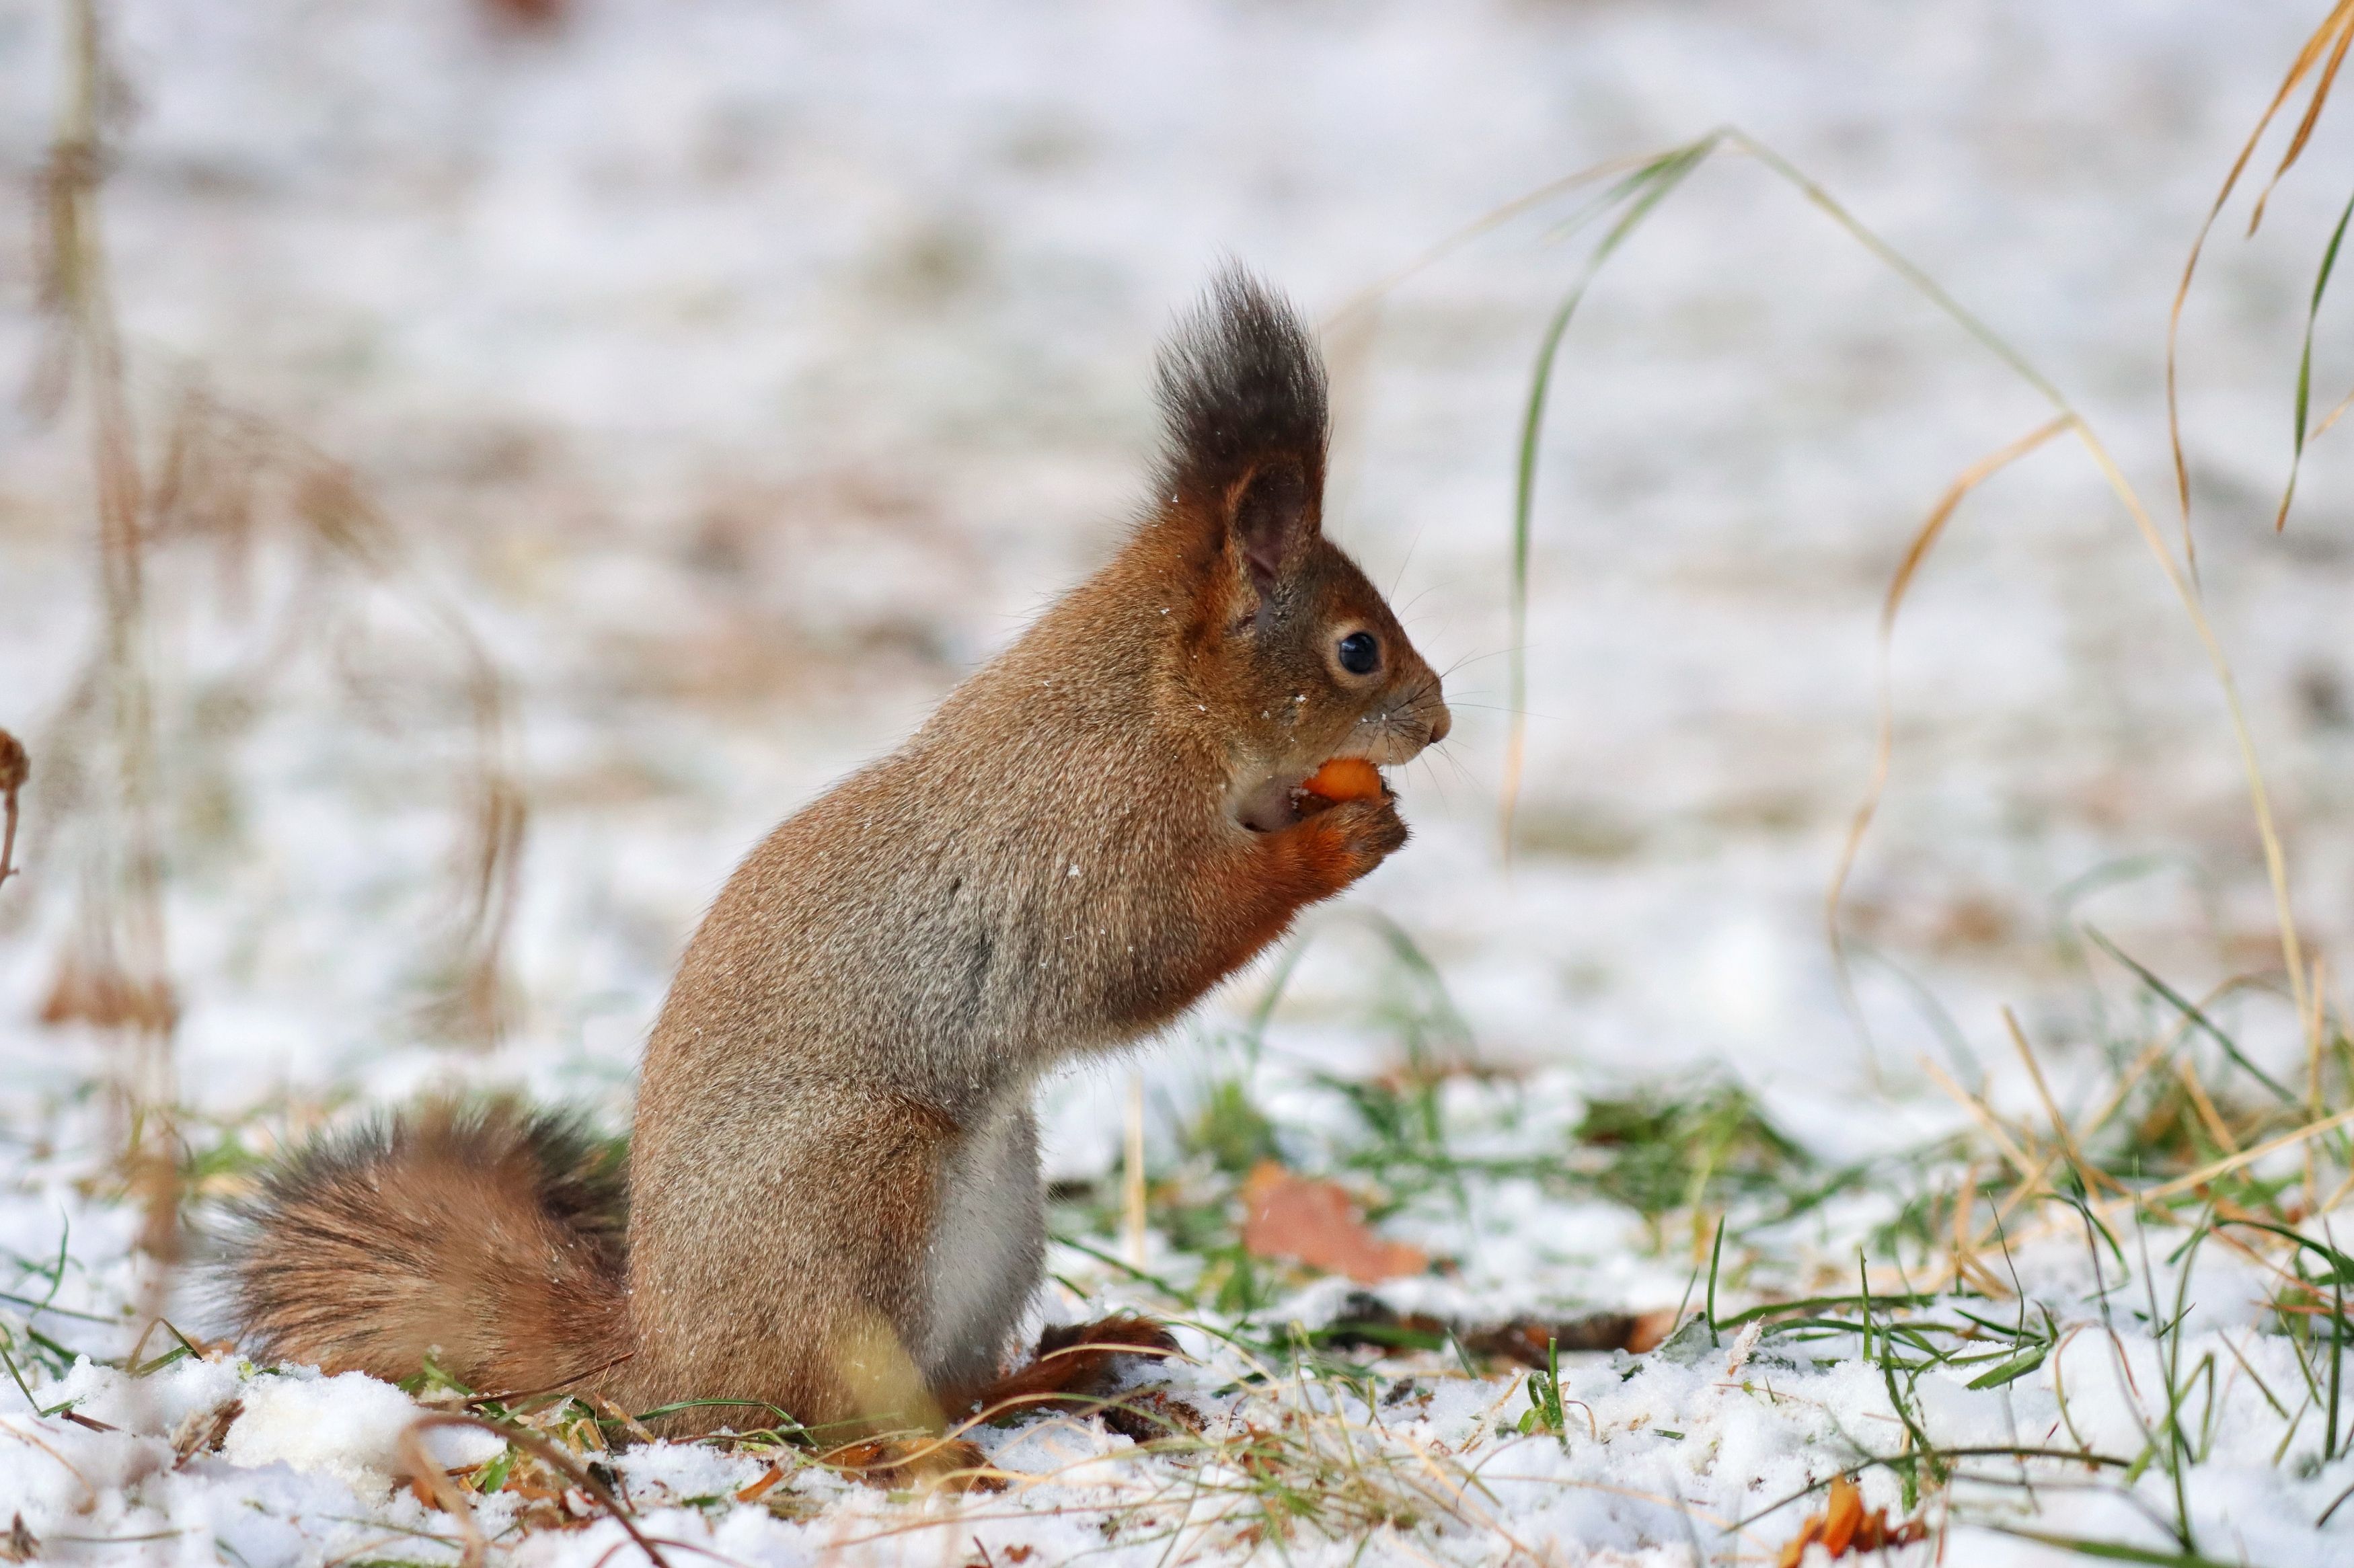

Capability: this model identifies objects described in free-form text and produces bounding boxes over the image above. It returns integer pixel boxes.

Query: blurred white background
[3,0,2349,1159]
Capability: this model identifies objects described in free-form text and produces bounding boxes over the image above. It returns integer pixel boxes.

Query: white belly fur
[918,1085,1045,1392]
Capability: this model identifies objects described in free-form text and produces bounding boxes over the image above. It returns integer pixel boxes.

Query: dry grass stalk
[2001,1008,2113,1197]
[406,1411,673,1568]
[395,1422,490,1568]
[36,0,181,1295]
[287,461,528,1048]
[2168,0,2354,537]
[428,772,526,1048]
[22,244,528,1051]
[1920,1006,2354,1281]
[1825,416,2070,1068]
[0,730,25,886]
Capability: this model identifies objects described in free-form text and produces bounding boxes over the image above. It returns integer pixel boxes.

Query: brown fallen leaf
[1240,1162,1427,1284]
[1776,1474,1927,1566]
[1820,1471,1864,1555]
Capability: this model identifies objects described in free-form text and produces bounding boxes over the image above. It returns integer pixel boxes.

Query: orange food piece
[1297,757,1383,804]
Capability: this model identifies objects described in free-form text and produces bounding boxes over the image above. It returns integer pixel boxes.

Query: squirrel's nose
[1427,703,1452,746]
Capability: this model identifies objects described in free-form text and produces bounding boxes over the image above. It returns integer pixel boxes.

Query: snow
[219,1370,506,1497]
[5,0,2354,1561]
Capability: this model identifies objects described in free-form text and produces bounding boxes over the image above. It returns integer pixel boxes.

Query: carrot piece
[1297,757,1382,804]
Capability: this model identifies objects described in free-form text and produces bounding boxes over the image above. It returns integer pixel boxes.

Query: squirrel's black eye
[1336,631,1380,676]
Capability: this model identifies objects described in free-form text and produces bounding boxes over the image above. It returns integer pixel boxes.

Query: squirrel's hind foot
[823,1317,1178,1491]
[825,1435,1002,1493]
[957,1314,1180,1425]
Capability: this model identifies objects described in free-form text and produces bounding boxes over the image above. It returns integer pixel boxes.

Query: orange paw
[1289,795,1406,888]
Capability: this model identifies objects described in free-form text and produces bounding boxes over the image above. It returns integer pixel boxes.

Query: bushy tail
[227,1101,633,1397]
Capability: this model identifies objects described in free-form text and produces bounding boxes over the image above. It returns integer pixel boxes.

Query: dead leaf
[1464,1310,1681,1362]
[1776,1473,1927,1566]
[1820,1473,1864,1555]
[1,1514,35,1565]
[1323,1291,1675,1364]
[1240,1162,1427,1284]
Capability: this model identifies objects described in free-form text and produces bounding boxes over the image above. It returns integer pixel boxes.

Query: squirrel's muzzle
[1354,682,1449,765]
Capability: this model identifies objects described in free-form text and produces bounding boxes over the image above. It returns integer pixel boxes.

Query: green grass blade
[2277,184,2354,531]
[1982,1526,2278,1568]
[1502,133,1721,855]
[1704,1216,1726,1345]
[2082,925,2300,1105]
[1965,1344,2051,1390]
[0,1291,118,1325]
[2214,1218,2354,1283]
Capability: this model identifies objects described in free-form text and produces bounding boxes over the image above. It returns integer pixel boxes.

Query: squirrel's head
[1150,270,1451,827]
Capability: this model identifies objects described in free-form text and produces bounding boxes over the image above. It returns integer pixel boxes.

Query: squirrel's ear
[1227,459,1316,593]
[1151,270,1330,600]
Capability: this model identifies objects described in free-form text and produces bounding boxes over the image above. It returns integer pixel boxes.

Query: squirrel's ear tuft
[1153,268,1328,585]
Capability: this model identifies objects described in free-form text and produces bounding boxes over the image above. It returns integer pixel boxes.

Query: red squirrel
[229,271,1451,1471]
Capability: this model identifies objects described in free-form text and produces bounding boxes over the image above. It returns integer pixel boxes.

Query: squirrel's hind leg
[916,1093,1046,1390]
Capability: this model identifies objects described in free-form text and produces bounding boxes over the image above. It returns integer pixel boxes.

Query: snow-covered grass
[7,1014,2354,1565]
[9,0,2354,1563]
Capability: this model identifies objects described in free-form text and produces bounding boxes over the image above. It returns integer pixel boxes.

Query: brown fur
[229,1104,630,1395]
[230,270,1449,1448]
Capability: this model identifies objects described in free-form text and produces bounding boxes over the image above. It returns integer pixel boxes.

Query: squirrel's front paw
[1300,794,1408,884]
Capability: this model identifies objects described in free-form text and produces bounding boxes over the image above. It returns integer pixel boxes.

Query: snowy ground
[5,0,2354,1562]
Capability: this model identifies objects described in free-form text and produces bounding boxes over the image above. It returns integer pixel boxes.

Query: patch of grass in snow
[1571,1082,1810,1223]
